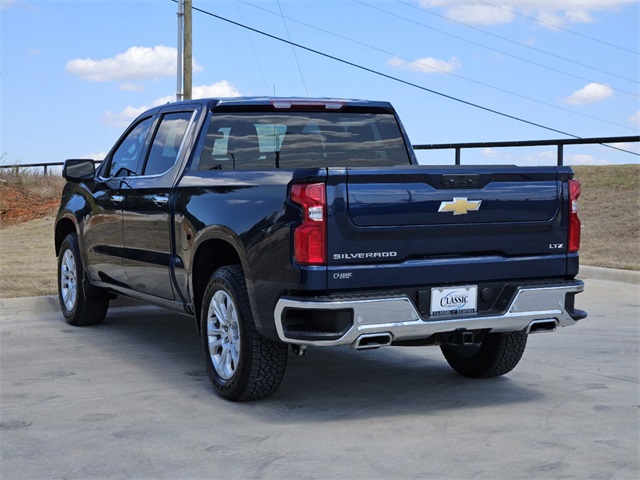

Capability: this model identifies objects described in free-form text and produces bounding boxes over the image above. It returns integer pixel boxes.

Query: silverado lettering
[333,252,398,260]
[55,97,587,401]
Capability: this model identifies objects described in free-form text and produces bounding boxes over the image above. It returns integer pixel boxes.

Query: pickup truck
[55,97,586,401]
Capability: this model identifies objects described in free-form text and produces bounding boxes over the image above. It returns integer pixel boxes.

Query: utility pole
[184,0,192,100]
[176,0,192,101]
[176,0,184,101]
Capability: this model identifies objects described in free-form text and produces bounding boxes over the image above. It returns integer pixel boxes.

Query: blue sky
[2,0,639,167]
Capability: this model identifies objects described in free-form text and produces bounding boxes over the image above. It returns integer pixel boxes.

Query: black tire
[440,331,528,378]
[200,265,288,401]
[57,233,109,326]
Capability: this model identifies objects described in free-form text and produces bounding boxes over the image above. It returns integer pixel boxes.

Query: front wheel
[58,233,109,326]
[440,331,528,378]
[200,265,288,401]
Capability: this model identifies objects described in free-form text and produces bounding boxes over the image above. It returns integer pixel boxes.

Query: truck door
[84,116,155,288]
[121,110,194,300]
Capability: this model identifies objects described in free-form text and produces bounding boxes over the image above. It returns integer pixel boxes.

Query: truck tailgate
[326,165,573,288]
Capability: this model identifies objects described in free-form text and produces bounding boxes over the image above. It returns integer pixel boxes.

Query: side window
[107,117,153,178]
[143,111,193,176]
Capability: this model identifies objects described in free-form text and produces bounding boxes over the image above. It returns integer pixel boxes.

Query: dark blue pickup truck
[55,97,586,401]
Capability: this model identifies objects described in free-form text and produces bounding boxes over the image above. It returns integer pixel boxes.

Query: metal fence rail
[0,161,105,175]
[413,135,640,166]
[0,162,66,175]
[1,135,638,173]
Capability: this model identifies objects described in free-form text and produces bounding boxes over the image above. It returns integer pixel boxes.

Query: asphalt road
[1,278,638,480]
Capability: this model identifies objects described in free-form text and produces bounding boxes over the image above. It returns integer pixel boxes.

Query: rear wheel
[440,331,527,378]
[200,265,288,401]
[58,233,109,326]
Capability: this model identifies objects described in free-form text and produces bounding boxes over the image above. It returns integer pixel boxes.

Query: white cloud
[566,154,613,166]
[564,9,593,23]
[1,0,19,10]
[387,56,460,74]
[150,82,242,108]
[564,83,614,105]
[77,151,108,161]
[474,148,625,166]
[480,148,499,158]
[66,45,202,83]
[613,142,640,155]
[187,82,241,100]
[1,0,37,12]
[103,105,149,127]
[387,57,405,68]
[629,111,640,125]
[536,10,566,28]
[445,4,514,25]
[418,1,635,27]
[521,150,557,165]
[119,83,145,92]
[472,148,558,165]
[103,81,241,127]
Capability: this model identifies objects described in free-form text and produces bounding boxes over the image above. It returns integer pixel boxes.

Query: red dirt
[0,183,60,226]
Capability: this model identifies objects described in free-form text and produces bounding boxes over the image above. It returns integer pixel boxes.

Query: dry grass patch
[573,165,639,271]
[0,216,58,297]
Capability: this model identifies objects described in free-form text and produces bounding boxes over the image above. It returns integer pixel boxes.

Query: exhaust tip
[527,319,558,334]
[352,333,393,350]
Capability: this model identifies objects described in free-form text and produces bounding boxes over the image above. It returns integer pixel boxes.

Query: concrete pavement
[1,278,638,479]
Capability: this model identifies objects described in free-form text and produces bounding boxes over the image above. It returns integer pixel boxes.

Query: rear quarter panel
[174,169,328,338]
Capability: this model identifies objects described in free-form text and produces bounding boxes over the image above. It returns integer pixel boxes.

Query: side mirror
[62,159,96,182]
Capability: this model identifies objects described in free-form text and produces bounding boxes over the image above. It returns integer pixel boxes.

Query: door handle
[152,194,169,207]
[111,194,124,204]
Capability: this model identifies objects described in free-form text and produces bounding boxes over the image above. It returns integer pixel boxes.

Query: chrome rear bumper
[274,281,585,348]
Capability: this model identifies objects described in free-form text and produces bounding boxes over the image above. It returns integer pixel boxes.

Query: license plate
[430,285,478,316]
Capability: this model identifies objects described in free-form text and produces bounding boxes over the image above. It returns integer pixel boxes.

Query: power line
[233,0,271,95]
[352,0,637,98]
[237,0,635,131]
[177,1,639,157]
[276,0,309,96]
[392,0,639,84]
[187,5,580,137]
[476,0,640,55]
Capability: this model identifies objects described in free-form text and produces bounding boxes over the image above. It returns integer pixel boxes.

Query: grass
[0,172,64,297]
[0,216,58,297]
[573,165,639,271]
[0,166,637,298]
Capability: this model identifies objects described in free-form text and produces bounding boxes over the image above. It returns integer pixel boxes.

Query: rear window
[197,112,411,171]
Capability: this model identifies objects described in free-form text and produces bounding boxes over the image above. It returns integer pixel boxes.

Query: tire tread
[201,265,288,401]
[58,233,109,326]
[441,331,527,378]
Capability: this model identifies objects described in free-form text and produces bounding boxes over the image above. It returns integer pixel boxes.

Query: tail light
[291,183,326,265]
[568,179,581,253]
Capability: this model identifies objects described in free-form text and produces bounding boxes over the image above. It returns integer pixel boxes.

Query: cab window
[142,111,193,176]
[107,117,153,178]
[197,112,410,171]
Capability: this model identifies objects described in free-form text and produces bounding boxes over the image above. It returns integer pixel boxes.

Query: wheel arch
[191,236,254,330]
[54,216,78,257]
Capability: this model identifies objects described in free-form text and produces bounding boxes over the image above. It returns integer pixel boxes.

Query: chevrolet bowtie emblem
[438,197,482,215]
